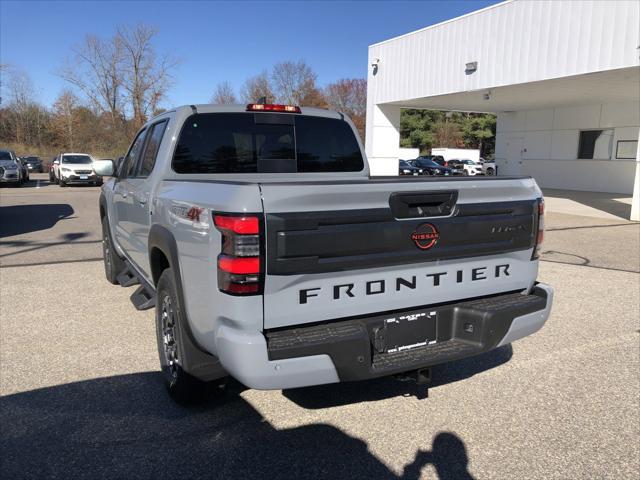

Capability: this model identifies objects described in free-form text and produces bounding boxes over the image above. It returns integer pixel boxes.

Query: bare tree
[325,78,367,139]
[211,81,237,104]
[59,34,125,129]
[325,79,366,117]
[271,60,324,106]
[51,90,80,150]
[0,63,10,106]
[117,24,179,129]
[433,121,463,148]
[240,71,274,103]
[3,67,38,144]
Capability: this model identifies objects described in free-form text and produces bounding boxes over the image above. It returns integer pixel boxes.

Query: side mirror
[93,159,115,177]
[53,159,59,165]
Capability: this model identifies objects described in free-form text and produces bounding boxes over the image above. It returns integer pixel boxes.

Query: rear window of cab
[172,113,364,174]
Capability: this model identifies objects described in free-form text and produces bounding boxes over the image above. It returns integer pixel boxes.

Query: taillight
[532,198,545,260]
[214,213,263,295]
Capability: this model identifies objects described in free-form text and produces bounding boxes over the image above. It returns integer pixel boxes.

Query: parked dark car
[414,155,446,167]
[17,158,30,182]
[24,156,43,173]
[48,156,58,182]
[399,159,423,175]
[409,158,454,176]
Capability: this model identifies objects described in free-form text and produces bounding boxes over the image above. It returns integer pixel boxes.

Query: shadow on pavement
[542,188,633,220]
[0,204,74,238]
[284,344,512,409]
[0,372,475,479]
[0,178,50,189]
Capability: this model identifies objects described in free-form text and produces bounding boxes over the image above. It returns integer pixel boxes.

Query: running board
[117,269,140,287]
[130,285,156,310]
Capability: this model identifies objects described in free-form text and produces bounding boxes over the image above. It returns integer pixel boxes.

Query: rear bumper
[0,176,20,183]
[62,174,100,183]
[215,283,553,390]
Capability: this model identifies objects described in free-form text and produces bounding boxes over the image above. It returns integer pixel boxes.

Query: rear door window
[172,113,363,174]
[121,129,147,178]
[138,120,168,177]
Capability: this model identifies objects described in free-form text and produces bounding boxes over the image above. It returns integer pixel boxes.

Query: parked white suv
[447,159,484,176]
[53,153,103,187]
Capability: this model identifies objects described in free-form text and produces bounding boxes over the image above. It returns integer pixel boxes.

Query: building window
[615,140,638,160]
[577,129,613,159]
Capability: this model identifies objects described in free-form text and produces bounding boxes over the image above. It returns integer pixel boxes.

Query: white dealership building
[365,0,640,219]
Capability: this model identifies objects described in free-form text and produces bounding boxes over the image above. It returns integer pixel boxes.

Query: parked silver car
[0,149,24,186]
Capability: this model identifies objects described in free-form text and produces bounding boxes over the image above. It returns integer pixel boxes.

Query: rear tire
[101,215,125,285]
[155,268,212,404]
[486,167,495,176]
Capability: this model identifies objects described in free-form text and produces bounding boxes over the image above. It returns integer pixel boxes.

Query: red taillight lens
[246,103,301,113]
[224,282,260,295]
[532,198,545,260]
[218,255,260,274]
[214,212,263,296]
[214,215,259,234]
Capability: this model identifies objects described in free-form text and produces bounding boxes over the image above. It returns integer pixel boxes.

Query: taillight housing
[532,198,545,260]
[214,213,264,295]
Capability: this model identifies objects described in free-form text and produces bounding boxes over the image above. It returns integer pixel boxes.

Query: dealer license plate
[374,311,437,353]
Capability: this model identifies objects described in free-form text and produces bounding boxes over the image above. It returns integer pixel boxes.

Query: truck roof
[153,104,345,122]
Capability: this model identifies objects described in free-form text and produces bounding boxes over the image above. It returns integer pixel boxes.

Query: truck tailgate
[260,177,541,329]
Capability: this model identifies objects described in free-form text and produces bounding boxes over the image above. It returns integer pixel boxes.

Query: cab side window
[121,129,148,179]
[139,120,168,178]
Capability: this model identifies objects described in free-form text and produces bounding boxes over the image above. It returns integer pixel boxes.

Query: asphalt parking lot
[1,173,639,479]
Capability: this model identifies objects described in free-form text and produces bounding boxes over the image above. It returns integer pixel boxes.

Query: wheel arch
[148,224,227,382]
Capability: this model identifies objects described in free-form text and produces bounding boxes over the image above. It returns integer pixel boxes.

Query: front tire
[155,269,211,404]
[101,215,125,284]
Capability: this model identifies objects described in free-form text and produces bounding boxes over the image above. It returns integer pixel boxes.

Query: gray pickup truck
[96,103,553,403]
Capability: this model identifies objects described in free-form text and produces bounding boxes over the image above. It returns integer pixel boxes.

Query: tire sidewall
[155,269,186,388]
[101,215,124,284]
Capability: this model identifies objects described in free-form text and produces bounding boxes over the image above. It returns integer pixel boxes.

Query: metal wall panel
[367,0,640,105]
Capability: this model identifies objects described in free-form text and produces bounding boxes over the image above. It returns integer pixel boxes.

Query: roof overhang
[385,67,640,113]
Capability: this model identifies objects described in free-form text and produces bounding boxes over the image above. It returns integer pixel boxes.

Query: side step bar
[117,261,156,311]
[117,269,140,287]
[130,285,155,310]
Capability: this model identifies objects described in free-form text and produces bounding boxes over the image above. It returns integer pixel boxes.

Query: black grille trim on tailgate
[266,200,536,275]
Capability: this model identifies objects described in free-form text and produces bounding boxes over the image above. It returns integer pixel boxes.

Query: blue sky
[1,0,498,107]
